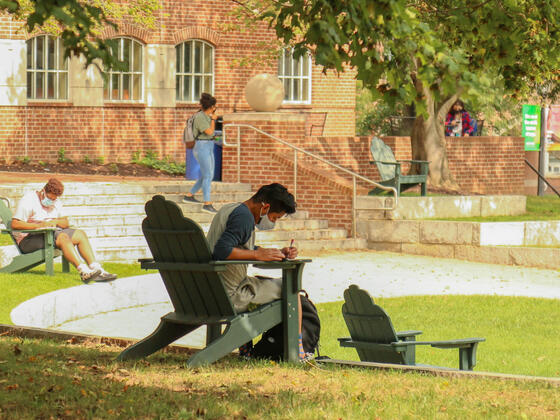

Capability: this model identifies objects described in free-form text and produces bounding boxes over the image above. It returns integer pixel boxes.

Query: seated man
[11,178,117,283]
[207,183,308,358]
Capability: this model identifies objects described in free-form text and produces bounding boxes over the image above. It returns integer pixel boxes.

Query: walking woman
[183,93,218,213]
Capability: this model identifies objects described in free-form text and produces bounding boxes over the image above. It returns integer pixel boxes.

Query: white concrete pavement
[10,250,560,348]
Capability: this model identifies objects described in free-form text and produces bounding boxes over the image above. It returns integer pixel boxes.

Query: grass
[318,295,560,378]
[1,264,558,378]
[0,336,558,419]
[0,263,154,324]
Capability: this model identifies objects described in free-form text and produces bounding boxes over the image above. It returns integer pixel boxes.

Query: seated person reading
[11,178,117,283]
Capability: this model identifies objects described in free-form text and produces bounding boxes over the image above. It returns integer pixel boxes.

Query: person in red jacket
[445,100,475,136]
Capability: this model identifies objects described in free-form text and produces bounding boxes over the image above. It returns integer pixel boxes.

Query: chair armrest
[138,258,312,271]
[396,330,423,339]
[9,227,57,234]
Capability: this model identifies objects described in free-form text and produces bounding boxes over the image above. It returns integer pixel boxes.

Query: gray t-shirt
[206,202,255,295]
[193,111,213,140]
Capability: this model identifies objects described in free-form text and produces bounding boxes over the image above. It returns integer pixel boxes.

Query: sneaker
[182,195,200,203]
[92,270,118,283]
[80,269,101,284]
[299,352,315,363]
[202,204,217,213]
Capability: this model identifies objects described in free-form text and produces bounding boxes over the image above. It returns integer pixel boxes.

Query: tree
[0,0,160,71]
[255,0,560,188]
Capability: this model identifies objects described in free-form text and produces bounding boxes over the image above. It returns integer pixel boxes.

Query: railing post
[293,149,298,201]
[236,126,241,183]
[352,176,357,239]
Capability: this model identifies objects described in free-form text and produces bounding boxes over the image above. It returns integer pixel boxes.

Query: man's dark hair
[200,93,217,110]
[44,178,64,196]
[251,183,296,214]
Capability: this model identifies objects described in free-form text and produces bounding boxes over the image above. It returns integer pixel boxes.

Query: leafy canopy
[0,0,160,71]
[260,0,560,114]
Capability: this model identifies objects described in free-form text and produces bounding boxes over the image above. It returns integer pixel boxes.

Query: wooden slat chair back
[118,195,301,366]
[339,285,485,370]
[369,136,429,196]
[141,195,235,320]
[0,197,69,276]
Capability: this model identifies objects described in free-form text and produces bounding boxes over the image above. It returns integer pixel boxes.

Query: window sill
[27,101,73,107]
[279,104,313,110]
[104,102,146,108]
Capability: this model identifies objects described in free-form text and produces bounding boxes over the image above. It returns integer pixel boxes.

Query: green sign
[522,105,541,151]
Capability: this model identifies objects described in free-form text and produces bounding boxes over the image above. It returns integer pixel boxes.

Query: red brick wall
[0,1,356,163]
[222,117,525,233]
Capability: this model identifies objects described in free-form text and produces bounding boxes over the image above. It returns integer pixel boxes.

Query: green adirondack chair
[117,195,308,367]
[338,285,485,370]
[0,197,69,276]
[369,136,429,196]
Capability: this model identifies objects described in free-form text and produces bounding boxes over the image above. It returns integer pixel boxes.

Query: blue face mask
[256,204,275,231]
[41,191,55,207]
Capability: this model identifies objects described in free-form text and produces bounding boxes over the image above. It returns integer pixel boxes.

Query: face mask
[256,204,275,231]
[40,190,55,207]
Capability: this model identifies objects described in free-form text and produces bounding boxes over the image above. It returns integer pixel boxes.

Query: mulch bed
[0,161,184,178]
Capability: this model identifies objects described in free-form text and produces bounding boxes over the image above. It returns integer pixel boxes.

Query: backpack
[183,111,200,149]
[251,290,321,361]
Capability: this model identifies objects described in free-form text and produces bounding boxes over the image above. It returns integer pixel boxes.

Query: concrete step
[0,181,252,201]
[93,238,368,263]
[89,226,347,247]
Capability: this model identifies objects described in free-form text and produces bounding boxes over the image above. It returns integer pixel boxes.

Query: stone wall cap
[223,112,306,122]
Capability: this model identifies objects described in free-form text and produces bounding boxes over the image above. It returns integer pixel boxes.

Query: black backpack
[251,291,321,360]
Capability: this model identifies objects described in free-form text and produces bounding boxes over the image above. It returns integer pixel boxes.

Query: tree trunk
[409,89,460,190]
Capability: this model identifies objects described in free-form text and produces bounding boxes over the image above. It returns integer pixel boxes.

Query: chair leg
[459,343,479,371]
[62,256,70,273]
[188,307,282,367]
[421,181,427,197]
[116,320,198,361]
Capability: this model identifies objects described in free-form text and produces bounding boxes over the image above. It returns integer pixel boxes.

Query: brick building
[0,0,356,164]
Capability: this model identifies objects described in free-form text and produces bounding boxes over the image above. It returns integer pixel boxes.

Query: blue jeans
[190,140,215,202]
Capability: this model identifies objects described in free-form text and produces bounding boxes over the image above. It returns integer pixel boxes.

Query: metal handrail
[222,123,398,238]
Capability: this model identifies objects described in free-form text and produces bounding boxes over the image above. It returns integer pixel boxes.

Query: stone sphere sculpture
[245,74,285,112]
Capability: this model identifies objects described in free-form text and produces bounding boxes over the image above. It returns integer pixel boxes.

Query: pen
[289,239,294,249]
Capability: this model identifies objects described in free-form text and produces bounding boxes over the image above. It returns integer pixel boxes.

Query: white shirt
[12,191,64,244]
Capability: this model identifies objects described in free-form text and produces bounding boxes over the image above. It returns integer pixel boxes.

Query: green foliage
[38,161,46,167]
[83,155,92,164]
[16,156,31,164]
[95,156,105,165]
[262,0,560,121]
[356,82,413,136]
[109,163,118,174]
[57,148,72,164]
[0,0,161,71]
[132,150,186,176]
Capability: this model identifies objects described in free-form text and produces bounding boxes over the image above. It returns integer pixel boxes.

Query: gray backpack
[183,111,200,149]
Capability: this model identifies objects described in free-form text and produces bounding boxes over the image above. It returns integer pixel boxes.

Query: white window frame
[104,37,144,102]
[175,40,215,103]
[26,35,68,100]
[278,48,312,104]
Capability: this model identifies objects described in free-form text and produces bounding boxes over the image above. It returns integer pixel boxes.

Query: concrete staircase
[0,180,365,262]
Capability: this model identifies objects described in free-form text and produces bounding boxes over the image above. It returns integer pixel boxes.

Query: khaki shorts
[230,276,282,312]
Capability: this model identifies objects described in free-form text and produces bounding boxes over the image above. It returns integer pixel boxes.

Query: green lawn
[1,265,558,378]
[0,335,558,419]
[0,263,154,324]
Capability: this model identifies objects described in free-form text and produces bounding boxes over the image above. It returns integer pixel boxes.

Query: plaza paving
[15,250,558,348]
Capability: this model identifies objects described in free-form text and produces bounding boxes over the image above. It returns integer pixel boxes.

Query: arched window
[278,48,312,104]
[26,35,68,100]
[175,40,214,102]
[104,37,143,101]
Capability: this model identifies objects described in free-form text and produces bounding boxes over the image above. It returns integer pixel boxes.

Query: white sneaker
[89,263,117,282]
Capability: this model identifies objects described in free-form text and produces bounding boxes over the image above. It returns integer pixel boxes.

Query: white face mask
[256,204,275,231]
